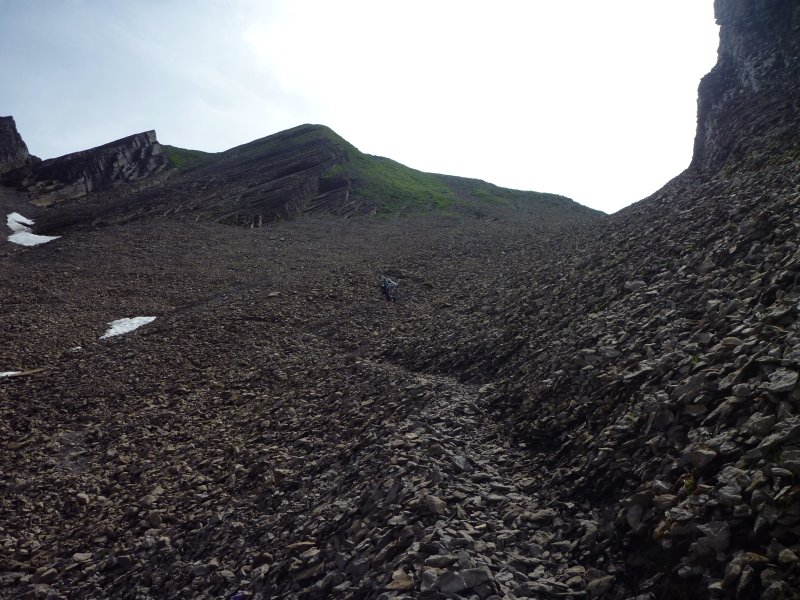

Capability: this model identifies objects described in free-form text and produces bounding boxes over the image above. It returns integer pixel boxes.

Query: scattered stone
[437,571,467,594]
[461,567,493,588]
[386,568,414,591]
[682,445,718,469]
[586,574,615,597]
[422,494,447,515]
[764,369,798,393]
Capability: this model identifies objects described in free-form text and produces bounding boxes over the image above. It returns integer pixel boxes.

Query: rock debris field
[2,156,800,600]
[3,2,800,590]
[1,194,606,599]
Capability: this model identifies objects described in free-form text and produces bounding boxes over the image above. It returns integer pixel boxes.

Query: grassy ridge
[434,174,597,216]
[164,124,601,218]
[325,154,457,212]
[312,128,599,217]
[161,145,215,169]
[236,125,460,212]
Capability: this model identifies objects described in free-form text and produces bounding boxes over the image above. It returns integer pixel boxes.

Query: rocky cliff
[691,0,800,173]
[1,130,168,205]
[0,116,39,174]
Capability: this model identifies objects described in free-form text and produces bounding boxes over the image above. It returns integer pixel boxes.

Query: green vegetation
[440,175,591,213]
[263,125,457,212]
[216,125,456,212]
[313,128,600,218]
[325,154,457,213]
[262,125,601,218]
[161,145,215,170]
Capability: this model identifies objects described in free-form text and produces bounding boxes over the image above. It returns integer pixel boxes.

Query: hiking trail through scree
[260,359,591,598]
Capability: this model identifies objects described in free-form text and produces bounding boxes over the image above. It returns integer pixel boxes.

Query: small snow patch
[7,212,34,231]
[9,231,62,246]
[100,317,156,339]
[0,371,22,378]
[6,212,60,246]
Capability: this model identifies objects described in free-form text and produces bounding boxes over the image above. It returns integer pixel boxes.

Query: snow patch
[9,231,62,246]
[6,212,60,246]
[7,212,34,231]
[100,317,157,339]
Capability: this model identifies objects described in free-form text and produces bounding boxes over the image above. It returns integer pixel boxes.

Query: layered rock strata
[1,131,168,205]
[25,125,353,232]
[691,0,800,173]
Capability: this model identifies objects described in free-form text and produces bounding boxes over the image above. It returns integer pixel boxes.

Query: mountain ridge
[5,121,599,234]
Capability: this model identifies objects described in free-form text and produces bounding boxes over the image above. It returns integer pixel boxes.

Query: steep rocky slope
[384,162,800,599]
[2,1,799,599]
[1,214,599,600]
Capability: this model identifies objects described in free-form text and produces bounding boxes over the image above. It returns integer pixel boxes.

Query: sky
[0,1,720,214]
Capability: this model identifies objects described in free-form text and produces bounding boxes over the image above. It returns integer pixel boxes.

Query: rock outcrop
[0,116,39,175]
[691,0,800,173]
[26,125,354,232]
[1,130,169,205]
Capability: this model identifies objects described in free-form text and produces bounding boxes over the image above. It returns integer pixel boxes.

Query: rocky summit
[0,116,39,175]
[1,2,799,600]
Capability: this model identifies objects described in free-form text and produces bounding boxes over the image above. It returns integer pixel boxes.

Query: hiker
[381,276,398,302]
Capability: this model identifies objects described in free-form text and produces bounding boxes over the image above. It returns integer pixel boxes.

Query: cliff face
[1,130,168,205]
[0,116,39,174]
[691,0,800,173]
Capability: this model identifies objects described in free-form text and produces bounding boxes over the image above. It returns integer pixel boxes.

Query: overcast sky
[0,1,719,213]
